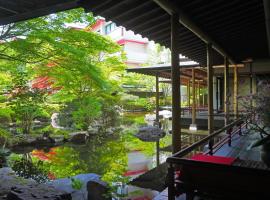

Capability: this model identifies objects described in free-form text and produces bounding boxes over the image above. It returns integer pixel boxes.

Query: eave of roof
[0,0,268,66]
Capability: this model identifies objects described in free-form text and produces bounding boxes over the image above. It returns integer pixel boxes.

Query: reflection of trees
[9,153,49,183]
[34,135,128,184]
[75,135,128,184]
[42,146,88,179]
[9,135,128,185]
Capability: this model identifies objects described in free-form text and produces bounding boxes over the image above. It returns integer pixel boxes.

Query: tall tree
[0,8,126,132]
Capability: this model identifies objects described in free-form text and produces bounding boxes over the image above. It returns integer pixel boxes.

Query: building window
[105,23,116,35]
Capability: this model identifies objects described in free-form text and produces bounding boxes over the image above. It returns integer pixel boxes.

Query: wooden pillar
[216,78,219,112]
[155,74,160,166]
[207,43,214,153]
[171,13,181,153]
[192,69,196,124]
[198,81,200,108]
[187,80,191,113]
[249,62,254,106]
[202,87,205,107]
[224,57,230,125]
[233,65,238,119]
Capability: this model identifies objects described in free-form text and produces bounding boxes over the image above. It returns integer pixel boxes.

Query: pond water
[7,112,171,199]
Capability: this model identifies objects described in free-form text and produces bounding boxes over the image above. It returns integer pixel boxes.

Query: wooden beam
[171,13,181,153]
[0,1,79,25]
[152,0,236,64]
[212,64,244,68]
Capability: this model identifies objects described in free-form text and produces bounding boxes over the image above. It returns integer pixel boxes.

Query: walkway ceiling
[0,0,269,67]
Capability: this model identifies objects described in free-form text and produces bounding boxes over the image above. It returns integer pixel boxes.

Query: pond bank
[0,167,71,200]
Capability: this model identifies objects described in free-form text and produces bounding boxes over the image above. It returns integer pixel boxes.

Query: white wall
[124,42,148,64]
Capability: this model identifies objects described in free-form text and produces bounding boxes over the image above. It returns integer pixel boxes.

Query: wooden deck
[153,130,263,200]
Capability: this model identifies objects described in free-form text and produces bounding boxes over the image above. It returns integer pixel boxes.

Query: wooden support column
[233,65,238,119]
[187,80,191,113]
[171,13,181,153]
[192,69,196,124]
[207,43,214,154]
[216,78,219,112]
[198,81,200,108]
[249,62,256,106]
[202,87,205,107]
[224,57,230,125]
[155,74,160,166]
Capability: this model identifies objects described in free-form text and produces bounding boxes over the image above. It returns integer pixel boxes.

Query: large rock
[0,167,71,200]
[87,181,111,200]
[48,173,106,200]
[135,126,166,142]
[69,131,89,144]
[51,135,65,145]
[7,184,71,200]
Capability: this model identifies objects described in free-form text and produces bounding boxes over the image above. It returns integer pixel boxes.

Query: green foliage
[7,66,48,134]
[0,8,126,135]
[8,153,49,183]
[122,73,155,92]
[0,128,12,147]
[71,177,83,190]
[37,146,87,179]
[121,95,155,112]
[123,127,156,156]
[35,125,70,138]
[0,107,13,124]
[72,97,102,130]
[121,113,147,126]
[0,8,95,66]
[80,136,128,185]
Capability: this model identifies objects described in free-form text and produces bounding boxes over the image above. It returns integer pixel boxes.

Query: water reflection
[8,133,164,199]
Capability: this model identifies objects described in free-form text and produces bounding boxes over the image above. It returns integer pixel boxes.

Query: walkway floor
[153,130,262,200]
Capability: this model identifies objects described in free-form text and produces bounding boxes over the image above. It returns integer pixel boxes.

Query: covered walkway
[0,1,270,200]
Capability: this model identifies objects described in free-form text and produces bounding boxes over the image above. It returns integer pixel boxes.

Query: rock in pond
[0,167,71,200]
[69,131,89,144]
[87,180,111,200]
[48,173,110,200]
[87,126,99,135]
[135,126,166,142]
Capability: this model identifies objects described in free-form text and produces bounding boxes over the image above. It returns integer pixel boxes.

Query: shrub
[0,108,13,125]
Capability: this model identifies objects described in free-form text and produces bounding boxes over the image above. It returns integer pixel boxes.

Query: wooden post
[224,57,230,125]
[233,65,238,119]
[202,87,205,107]
[155,74,160,166]
[198,81,200,109]
[216,78,219,112]
[250,63,253,107]
[187,80,190,114]
[192,69,196,124]
[171,13,181,153]
[207,43,214,154]
[168,164,175,200]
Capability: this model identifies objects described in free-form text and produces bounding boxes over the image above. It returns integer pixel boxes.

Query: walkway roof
[127,65,207,86]
[0,0,269,66]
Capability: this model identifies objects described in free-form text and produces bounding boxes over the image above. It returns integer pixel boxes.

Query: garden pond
[3,112,172,199]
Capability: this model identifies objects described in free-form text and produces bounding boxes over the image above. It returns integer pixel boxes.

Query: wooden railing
[166,116,249,200]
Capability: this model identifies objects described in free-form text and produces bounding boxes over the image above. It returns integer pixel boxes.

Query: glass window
[105,23,116,34]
